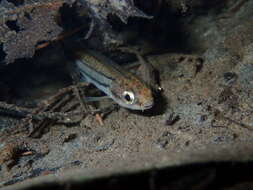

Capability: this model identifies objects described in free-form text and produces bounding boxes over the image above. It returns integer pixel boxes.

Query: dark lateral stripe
[79,69,110,88]
[76,59,114,81]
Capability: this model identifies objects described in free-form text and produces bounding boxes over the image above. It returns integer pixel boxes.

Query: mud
[0,0,253,189]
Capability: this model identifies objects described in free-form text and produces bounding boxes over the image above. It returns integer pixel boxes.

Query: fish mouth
[142,103,153,110]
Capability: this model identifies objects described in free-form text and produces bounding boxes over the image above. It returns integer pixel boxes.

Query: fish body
[74,49,153,110]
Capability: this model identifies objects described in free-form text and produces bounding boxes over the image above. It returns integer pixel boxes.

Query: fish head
[110,76,154,110]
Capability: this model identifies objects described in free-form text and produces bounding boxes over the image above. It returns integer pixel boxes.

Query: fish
[74,49,154,110]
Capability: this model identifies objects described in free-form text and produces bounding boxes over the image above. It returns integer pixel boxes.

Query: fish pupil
[124,94,131,102]
[123,91,135,104]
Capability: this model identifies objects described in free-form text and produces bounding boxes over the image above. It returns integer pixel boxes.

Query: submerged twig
[0,79,119,137]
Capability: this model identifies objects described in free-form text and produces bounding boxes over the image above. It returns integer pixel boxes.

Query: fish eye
[123,91,135,104]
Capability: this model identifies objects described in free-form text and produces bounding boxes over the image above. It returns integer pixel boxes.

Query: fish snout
[141,98,154,110]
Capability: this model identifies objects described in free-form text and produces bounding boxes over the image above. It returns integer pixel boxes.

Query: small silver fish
[74,49,154,110]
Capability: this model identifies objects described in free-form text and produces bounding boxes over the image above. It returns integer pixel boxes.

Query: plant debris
[0,0,153,64]
[0,0,67,63]
[0,82,116,138]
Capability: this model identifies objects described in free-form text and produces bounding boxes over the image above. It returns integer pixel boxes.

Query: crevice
[5,20,20,32]
[0,44,7,64]
[7,0,24,6]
